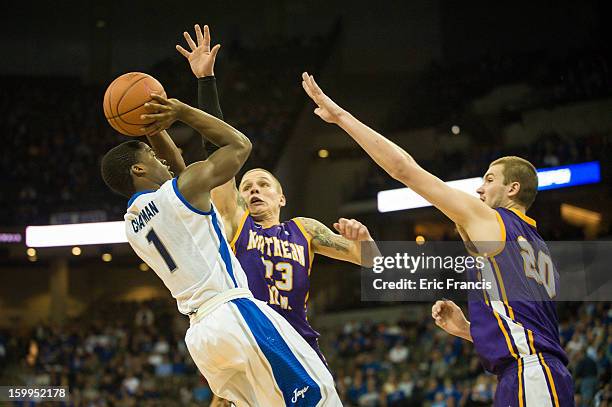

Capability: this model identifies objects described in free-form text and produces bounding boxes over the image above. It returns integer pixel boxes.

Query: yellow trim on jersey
[509,208,537,228]
[527,329,537,354]
[229,210,250,251]
[538,353,560,407]
[464,210,506,258]
[292,218,312,247]
[482,264,522,363]
[292,218,314,313]
[292,218,314,276]
[490,257,516,320]
[518,358,525,407]
[487,211,507,257]
[477,270,490,306]
[493,310,519,360]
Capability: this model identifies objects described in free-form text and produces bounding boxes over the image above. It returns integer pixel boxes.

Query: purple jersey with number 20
[468,207,574,406]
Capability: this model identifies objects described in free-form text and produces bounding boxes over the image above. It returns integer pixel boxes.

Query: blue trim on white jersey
[171,177,237,287]
[170,177,236,287]
[127,190,155,208]
[210,210,238,288]
[231,298,321,406]
[171,178,214,215]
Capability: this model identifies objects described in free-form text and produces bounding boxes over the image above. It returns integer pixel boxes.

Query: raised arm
[145,24,222,176]
[146,130,186,175]
[142,95,251,212]
[295,217,375,266]
[301,72,499,242]
[176,24,224,124]
[178,24,245,236]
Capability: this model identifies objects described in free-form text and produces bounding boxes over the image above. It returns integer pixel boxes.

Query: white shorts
[185,296,342,407]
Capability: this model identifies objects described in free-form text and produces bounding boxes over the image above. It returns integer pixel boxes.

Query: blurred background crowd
[2,1,612,406]
[1,301,610,406]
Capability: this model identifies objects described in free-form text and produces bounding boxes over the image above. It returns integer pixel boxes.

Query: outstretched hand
[431,300,472,341]
[301,72,345,124]
[177,24,221,78]
[140,94,185,135]
[333,218,372,241]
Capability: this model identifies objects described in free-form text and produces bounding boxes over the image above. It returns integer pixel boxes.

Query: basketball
[103,72,166,137]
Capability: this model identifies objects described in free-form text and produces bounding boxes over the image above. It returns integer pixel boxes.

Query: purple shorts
[495,354,574,407]
[305,337,328,367]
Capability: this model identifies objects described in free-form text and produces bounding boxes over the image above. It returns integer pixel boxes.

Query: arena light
[377,177,482,213]
[377,161,601,213]
[0,232,22,243]
[26,221,126,248]
[24,163,600,245]
[536,161,600,191]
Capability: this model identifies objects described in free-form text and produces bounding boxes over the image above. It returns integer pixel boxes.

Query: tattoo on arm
[237,193,247,211]
[299,218,350,253]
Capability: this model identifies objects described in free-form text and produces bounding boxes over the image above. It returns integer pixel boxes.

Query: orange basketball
[103,72,166,137]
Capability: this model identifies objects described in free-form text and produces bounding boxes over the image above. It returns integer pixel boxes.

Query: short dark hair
[101,140,144,197]
[489,156,538,209]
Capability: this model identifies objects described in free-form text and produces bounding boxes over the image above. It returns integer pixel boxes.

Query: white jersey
[124,178,249,315]
[124,178,342,406]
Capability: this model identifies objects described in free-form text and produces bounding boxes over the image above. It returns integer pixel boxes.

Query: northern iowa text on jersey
[132,201,160,233]
[246,230,307,267]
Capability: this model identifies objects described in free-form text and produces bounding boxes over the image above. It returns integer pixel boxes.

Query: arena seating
[1,300,609,406]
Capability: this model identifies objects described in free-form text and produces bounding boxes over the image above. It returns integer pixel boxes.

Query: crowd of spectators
[386,49,612,132]
[3,39,608,228]
[0,30,335,227]
[320,302,611,407]
[1,299,205,406]
[2,301,609,406]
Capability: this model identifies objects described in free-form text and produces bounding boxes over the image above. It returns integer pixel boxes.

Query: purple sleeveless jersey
[230,213,320,348]
[468,207,568,376]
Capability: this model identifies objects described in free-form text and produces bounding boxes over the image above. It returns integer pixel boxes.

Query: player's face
[137,144,174,183]
[477,164,509,208]
[239,170,285,218]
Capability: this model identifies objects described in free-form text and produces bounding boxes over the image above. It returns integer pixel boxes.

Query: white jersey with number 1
[123,178,341,407]
[125,177,248,315]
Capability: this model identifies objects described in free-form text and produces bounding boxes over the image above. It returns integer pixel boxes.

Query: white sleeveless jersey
[124,178,249,315]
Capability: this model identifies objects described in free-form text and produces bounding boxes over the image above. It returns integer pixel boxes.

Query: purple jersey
[468,207,568,376]
[230,213,319,344]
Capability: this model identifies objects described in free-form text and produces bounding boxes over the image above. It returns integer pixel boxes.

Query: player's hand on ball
[333,218,372,241]
[302,72,345,124]
[432,300,471,340]
[140,94,184,135]
[177,24,221,78]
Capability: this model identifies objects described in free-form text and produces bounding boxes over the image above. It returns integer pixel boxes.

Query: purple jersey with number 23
[230,213,321,350]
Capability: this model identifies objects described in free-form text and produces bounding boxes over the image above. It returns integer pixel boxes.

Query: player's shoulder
[290,216,308,229]
[496,207,538,231]
[291,217,318,240]
[126,179,175,214]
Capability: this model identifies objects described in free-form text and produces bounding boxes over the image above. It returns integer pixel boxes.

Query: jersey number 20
[146,229,177,272]
[517,236,555,298]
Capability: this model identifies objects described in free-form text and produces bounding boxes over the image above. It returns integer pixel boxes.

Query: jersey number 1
[146,229,177,272]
